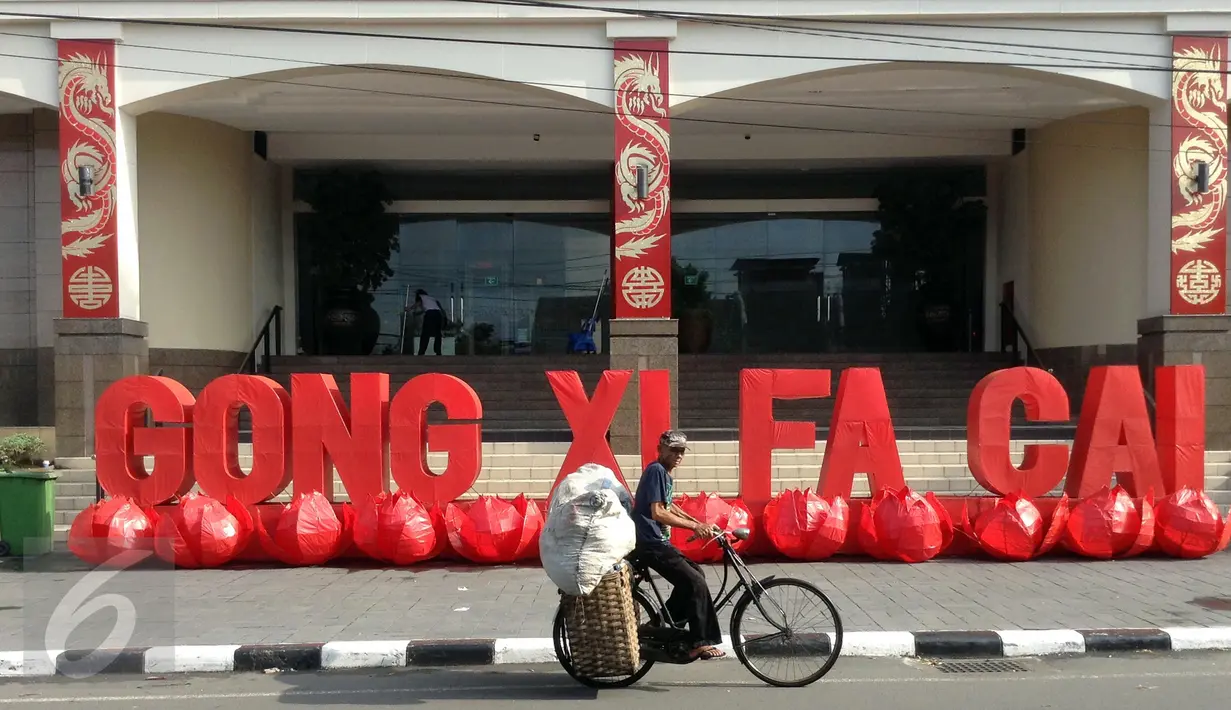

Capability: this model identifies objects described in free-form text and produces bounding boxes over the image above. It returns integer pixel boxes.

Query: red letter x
[547,370,632,494]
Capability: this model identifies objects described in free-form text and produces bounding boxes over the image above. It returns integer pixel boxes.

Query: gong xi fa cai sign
[94,364,1207,510]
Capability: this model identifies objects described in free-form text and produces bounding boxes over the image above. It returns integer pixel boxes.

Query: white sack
[540,463,637,596]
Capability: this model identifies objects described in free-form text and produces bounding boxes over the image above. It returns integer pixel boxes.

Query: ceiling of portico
[160,66,611,135]
[675,66,1133,133]
[158,63,1137,164]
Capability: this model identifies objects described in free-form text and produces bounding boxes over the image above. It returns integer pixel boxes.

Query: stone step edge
[4,627,1229,677]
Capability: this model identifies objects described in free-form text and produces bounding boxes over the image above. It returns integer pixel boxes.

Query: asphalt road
[0,654,1226,709]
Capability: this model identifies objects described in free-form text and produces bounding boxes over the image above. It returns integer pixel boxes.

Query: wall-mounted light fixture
[1197,161,1210,194]
[77,166,94,197]
[635,164,648,200]
[533,133,541,142]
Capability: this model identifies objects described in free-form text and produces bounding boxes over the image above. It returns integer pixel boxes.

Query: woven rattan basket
[561,563,641,678]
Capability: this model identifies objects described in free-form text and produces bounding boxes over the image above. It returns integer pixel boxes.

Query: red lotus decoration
[857,487,954,563]
[353,491,439,565]
[1063,485,1155,559]
[256,491,355,566]
[68,496,160,567]
[1154,487,1231,559]
[762,489,849,560]
[969,493,1070,562]
[153,492,254,568]
[445,494,543,564]
[670,492,756,562]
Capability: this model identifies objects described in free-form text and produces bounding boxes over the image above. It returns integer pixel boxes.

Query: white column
[113,108,140,321]
[1144,100,1172,320]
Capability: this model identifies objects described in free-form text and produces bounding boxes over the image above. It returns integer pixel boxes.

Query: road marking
[0,667,1229,703]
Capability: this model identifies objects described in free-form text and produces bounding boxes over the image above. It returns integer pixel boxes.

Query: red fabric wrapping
[1155,366,1207,493]
[68,497,160,566]
[445,495,543,564]
[966,367,1070,497]
[353,491,439,565]
[857,487,953,563]
[738,369,829,511]
[671,493,756,563]
[762,489,849,560]
[152,492,254,568]
[1063,485,1156,559]
[1067,366,1164,499]
[1155,487,1231,558]
[256,491,351,565]
[972,494,1044,561]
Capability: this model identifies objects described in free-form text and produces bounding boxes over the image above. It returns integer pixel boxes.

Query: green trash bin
[0,469,59,557]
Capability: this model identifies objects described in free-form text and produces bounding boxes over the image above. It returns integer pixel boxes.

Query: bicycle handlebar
[684,527,752,544]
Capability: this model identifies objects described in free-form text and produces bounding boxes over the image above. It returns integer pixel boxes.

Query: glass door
[457,218,514,355]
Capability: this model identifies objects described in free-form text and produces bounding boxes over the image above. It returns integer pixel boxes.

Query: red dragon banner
[58,39,120,319]
[613,40,672,319]
[1170,36,1229,315]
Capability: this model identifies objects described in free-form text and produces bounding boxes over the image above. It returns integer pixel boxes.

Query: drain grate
[934,659,1031,674]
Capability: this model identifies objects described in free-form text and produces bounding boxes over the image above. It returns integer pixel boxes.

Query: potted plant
[673,259,713,354]
[299,170,400,355]
[870,176,986,352]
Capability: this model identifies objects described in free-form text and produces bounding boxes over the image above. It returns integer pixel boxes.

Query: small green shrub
[0,434,46,471]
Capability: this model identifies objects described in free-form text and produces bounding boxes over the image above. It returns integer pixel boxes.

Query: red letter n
[291,373,389,502]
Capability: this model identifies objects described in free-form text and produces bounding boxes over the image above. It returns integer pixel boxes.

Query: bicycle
[552,528,843,688]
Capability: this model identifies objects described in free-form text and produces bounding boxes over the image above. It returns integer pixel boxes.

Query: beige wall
[137,113,283,353]
[1023,107,1149,349]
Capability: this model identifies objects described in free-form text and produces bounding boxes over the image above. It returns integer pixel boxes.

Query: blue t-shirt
[632,462,674,548]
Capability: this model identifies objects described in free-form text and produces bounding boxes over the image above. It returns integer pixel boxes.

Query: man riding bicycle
[629,430,727,660]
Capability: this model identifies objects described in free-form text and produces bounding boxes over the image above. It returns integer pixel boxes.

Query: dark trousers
[418,310,443,355]
[633,544,723,648]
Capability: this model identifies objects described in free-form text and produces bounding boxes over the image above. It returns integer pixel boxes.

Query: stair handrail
[999,301,1049,371]
[238,305,284,375]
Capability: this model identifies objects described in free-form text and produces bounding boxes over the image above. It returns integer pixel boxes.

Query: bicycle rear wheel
[730,578,843,687]
[553,587,658,688]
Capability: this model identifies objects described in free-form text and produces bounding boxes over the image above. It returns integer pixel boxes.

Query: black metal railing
[999,300,1048,371]
[238,305,284,375]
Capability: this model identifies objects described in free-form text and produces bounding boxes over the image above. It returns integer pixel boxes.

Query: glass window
[316,214,610,357]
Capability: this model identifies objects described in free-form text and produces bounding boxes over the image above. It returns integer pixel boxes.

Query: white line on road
[0,668,1229,703]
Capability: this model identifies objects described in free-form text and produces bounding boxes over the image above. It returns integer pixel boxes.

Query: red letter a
[819,368,906,498]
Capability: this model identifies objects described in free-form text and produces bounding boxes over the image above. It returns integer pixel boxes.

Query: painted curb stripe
[914,631,1003,658]
[0,628,1230,678]
[995,630,1085,657]
[406,639,494,667]
[144,645,241,674]
[233,643,323,673]
[321,640,408,670]
[56,648,147,676]
[1079,629,1171,653]
[1161,627,1231,651]
[841,631,916,657]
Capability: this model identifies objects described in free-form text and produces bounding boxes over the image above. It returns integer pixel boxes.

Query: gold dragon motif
[1171,44,1228,255]
[59,50,117,260]
[614,51,671,261]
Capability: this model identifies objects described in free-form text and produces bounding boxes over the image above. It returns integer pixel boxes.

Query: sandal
[691,646,727,660]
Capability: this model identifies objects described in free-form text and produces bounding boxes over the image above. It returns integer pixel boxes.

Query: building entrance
[673,212,984,354]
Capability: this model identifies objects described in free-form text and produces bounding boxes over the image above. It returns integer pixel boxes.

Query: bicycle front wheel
[730,578,843,687]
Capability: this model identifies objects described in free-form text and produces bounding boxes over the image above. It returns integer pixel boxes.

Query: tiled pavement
[0,552,1229,652]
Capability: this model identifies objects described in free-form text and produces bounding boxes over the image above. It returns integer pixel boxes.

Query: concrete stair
[50,441,1231,543]
[266,355,608,434]
[264,353,1024,436]
[678,352,1018,433]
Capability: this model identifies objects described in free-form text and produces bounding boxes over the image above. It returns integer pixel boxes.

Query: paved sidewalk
[0,552,1229,651]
